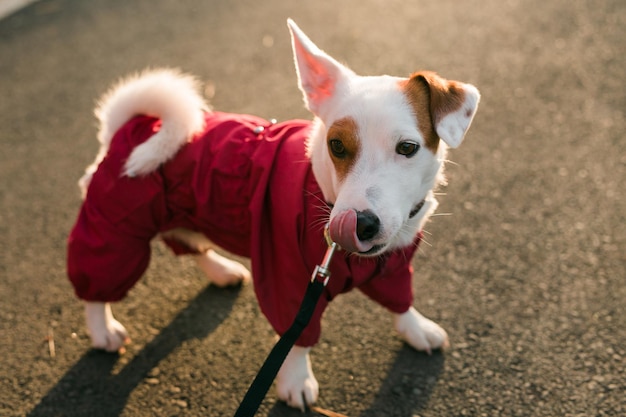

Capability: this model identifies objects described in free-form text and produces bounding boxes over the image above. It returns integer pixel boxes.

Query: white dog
[67,19,480,410]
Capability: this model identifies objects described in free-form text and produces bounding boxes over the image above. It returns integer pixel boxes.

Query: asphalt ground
[0,0,624,416]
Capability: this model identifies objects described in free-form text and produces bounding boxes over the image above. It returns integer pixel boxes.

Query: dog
[67,19,480,410]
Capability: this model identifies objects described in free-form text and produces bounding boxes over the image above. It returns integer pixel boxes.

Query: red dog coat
[67,112,420,346]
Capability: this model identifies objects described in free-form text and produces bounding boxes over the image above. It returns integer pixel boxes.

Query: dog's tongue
[329,210,374,253]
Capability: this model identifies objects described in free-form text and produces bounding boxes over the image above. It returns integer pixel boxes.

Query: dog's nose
[356,210,380,241]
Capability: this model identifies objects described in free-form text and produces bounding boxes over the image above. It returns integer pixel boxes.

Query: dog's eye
[396,141,420,158]
[329,139,346,158]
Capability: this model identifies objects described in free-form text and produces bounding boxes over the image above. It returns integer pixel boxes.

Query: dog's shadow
[30,285,443,417]
[359,347,445,417]
[267,346,445,417]
[27,284,240,417]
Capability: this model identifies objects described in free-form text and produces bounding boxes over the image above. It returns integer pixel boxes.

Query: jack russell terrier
[67,19,480,410]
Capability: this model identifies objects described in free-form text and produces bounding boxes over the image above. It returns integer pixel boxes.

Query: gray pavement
[1,0,624,416]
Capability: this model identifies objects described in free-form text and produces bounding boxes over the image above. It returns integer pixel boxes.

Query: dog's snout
[356,210,380,241]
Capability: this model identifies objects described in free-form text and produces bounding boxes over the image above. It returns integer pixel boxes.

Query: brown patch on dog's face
[400,71,467,153]
[326,117,360,181]
[400,77,439,153]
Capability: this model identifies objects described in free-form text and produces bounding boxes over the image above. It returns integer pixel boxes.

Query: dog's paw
[85,302,130,353]
[195,250,251,287]
[276,346,319,411]
[91,317,129,353]
[394,307,449,354]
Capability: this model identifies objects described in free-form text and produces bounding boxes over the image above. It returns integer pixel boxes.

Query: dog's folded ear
[409,71,480,149]
[287,19,355,117]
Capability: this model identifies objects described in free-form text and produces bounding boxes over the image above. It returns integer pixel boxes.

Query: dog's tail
[79,69,208,197]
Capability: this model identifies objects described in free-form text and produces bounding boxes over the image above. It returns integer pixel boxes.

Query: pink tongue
[329,210,374,253]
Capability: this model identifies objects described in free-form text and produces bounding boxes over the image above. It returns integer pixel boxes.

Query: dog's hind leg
[162,228,251,287]
[194,250,251,287]
[85,302,130,353]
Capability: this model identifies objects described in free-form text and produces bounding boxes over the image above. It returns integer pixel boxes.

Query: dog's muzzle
[329,209,380,253]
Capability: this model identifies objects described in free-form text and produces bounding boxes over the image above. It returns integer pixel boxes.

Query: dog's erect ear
[287,19,354,116]
[410,71,480,148]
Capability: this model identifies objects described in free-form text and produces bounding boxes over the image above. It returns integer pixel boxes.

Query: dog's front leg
[85,302,129,352]
[275,345,319,410]
[394,306,449,354]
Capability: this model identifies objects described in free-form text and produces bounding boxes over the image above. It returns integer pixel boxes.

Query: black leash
[234,230,339,417]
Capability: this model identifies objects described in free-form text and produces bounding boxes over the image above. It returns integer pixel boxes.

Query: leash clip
[311,224,340,286]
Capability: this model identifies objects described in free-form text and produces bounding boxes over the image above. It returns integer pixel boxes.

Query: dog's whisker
[419,236,433,247]
[306,190,333,210]
[441,159,459,166]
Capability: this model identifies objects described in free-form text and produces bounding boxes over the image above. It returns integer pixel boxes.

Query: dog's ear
[287,19,354,116]
[409,71,480,149]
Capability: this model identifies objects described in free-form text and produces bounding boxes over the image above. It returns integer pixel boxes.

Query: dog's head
[288,20,480,256]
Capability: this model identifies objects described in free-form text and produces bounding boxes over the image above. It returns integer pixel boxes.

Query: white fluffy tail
[79,69,208,197]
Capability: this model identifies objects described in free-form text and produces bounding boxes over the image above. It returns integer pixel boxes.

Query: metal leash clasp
[310,224,340,286]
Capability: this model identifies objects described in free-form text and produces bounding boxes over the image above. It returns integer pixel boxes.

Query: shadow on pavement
[27,284,241,417]
[266,346,445,417]
[361,347,445,417]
